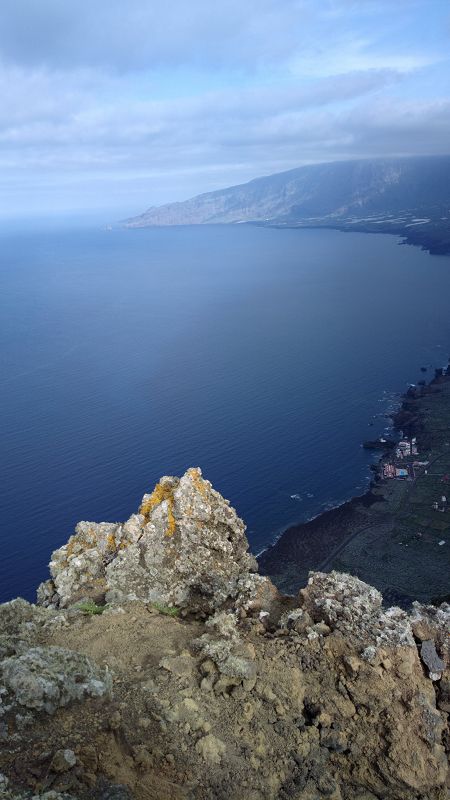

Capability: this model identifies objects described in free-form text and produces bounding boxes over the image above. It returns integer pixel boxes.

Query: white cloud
[0,0,448,215]
[0,0,309,71]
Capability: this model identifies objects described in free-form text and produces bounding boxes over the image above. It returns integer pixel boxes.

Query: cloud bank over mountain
[0,0,449,217]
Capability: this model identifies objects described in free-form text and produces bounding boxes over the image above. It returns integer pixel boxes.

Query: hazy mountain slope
[124,155,450,228]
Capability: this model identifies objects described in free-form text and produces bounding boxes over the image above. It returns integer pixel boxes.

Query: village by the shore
[259,364,450,606]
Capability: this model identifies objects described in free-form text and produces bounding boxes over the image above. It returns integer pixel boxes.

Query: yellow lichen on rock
[64,527,98,561]
[139,481,177,537]
[139,482,171,517]
[59,524,124,570]
[166,500,176,537]
[187,467,208,498]
[64,537,77,561]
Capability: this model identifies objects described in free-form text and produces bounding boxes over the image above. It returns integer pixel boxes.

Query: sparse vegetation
[151,602,180,617]
[75,600,107,616]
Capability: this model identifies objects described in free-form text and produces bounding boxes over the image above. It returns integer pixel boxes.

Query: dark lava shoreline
[257,219,450,257]
[258,369,450,607]
[258,488,384,587]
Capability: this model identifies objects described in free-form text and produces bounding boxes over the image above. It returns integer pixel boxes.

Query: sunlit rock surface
[38,468,274,616]
[0,469,447,799]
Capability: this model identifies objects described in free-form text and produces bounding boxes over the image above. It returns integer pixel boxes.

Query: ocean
[1,222,450,602]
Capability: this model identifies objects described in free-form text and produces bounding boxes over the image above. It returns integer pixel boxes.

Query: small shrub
[75,600,107,616]
[152,602,180,617]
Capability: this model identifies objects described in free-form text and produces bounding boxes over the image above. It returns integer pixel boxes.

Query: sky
[0,0,449,220]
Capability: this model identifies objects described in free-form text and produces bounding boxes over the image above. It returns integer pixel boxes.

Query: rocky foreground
[0,468,449,799]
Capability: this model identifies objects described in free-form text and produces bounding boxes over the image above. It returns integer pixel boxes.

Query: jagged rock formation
[1,469,449,799]
[38,468,273,617]
[0,599,111,719]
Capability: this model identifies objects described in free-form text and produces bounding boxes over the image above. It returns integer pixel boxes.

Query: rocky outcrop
[1,470,448,799]
[1,646,111,717]
[38,468,273,617]
[0,598,111,749]
[299,571,415,649]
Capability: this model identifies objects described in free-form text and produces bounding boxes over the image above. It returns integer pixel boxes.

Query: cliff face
[123,155,450,227]
[0,468,449,800]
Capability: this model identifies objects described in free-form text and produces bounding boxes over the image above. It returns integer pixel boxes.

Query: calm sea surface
[2,223,450,602]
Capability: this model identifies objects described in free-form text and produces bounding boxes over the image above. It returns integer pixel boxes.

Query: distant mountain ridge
[124,155,450,254]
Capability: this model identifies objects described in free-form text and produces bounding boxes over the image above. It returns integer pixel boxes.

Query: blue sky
[0,0,449,219]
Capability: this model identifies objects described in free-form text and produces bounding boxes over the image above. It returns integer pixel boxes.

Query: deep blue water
[2,223,450,603]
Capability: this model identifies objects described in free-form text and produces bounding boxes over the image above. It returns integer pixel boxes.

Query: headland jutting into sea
[258,363,450,607]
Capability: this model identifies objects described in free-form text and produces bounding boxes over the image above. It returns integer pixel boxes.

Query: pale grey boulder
[193,610,257,680]
[1,646,111,715]
[410,601,450,660]
[0,598,69,662]
[300,570,416,649]
[420,640,446,680]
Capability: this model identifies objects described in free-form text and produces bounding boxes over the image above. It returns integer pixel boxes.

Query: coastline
[258,367,450,607]
[256,219,450,257]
